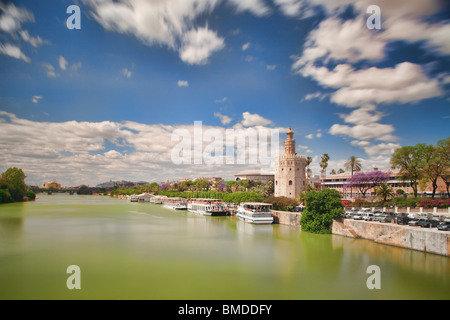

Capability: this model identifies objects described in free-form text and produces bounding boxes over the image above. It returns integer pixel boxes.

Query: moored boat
[187,198,228,216]
[236,203,273,224]
[150,195,166,204]
[130,195,139,202]
[163,197,187,210]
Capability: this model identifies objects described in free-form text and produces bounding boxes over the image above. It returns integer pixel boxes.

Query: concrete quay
[332,219,450,257]
[265,210,449,256]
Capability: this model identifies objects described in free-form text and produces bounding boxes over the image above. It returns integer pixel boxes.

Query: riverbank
[331,219,450,256]
[267,210,450,256]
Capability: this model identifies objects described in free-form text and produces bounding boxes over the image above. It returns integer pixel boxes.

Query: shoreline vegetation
[0,167,35,204]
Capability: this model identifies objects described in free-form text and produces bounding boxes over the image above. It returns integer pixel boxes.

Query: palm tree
[305,156,312,186]
[320,154,330,188]
[376,183,395,202]
[344,156,362,198]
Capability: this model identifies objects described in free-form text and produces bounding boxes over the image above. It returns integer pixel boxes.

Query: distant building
[274,128,307,199]
[195,177,223,183]
[322,168,448,198]
[43,179,61,189]
[234,171,274,183]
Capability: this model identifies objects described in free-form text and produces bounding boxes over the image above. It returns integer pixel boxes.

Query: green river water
[0,194,448,300]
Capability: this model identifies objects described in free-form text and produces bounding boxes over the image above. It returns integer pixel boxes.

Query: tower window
[289,180,292,186]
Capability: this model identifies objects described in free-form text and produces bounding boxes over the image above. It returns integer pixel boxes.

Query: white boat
[187,198,228,216]
[150,195,166,204]
[130,195,139,202]
[163,197,187,210]
[236,203,273,224]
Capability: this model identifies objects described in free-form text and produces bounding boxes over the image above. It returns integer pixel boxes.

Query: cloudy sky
[0,0,449,187]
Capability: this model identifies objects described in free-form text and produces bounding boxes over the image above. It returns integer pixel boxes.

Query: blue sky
[0,0,449,186]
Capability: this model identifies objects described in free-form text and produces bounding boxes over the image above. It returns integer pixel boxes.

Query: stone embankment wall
[271,210,302,228]
[332,219,450,256]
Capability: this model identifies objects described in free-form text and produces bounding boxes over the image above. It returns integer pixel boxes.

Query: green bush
[0,189,13,204]
[263,196,299,211]
[222,192,263,204]
[391,197,421,208]
[300,189,343,234]
[26,190,36,201]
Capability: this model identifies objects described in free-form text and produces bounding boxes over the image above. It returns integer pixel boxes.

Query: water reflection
[0,194,448,299]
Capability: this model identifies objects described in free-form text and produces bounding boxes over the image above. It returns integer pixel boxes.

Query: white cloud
[305,134,314,139]
[32,96,43,104]
[350,140,371,148]
[84,0,231,65]
[273,0,305,17]
[43,63,58,78]
[177,80,189,87]
[0,42,30,62]
[301,91,326,102]
[339,105,383,125]
[0,2,34,34]
[59,56,69,71]
[329,123,397,142]
[179,27,225,65]
[19,30,46,47]
[122,68,132,78]
[0,111,281,186]
[363,143,401,158]
[228,0,271,16]
[242,42,250,51]
[240,112,272,127]
[266,64,277,70]
[71,62,82,71]
[214,112,233,125]
[215,97,227,103]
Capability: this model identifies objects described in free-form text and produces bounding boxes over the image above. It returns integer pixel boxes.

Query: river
[0,194,448,300]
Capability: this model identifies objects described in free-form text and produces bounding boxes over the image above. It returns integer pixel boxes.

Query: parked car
[353,213,363,220]
[396,216,410,225]
[437,221,450,231]
[292,205,305,213]
[418,219,440,228]
[362,212,375,221]
[378,214,393,223]
[409,218,426,227]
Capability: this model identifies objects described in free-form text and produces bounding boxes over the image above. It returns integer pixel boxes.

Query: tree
[390,145,425,198]
[320,154,330,187]
[263,179,274,197]
[330,169,336,175]
[421,142,448,198]
[375,183,395,202]
[77,185,93,195]
[346,170,390,198]
[305,156,312,173]
[222,192,263,204]
[0,167,27,202]
[344,156,362,198]
[263,196,299,211]
[436,138,450,198]
[338,168,345,174]
[300,188,343,234]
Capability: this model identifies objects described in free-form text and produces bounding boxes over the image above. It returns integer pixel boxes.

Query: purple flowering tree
[160,183,168,191]
[217,181,228,192]
[345,171,390,198]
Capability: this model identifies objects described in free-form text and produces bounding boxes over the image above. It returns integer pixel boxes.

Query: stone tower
[274,128,306,199]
